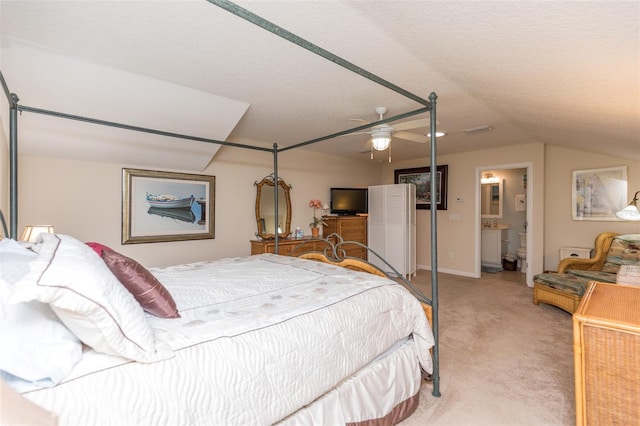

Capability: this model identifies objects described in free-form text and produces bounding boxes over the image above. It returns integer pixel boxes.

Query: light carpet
[399,269,574,425]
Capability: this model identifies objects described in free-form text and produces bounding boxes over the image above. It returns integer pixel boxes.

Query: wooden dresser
[322,215,368,260]
[573,281,640,425]
[250,237,328,257]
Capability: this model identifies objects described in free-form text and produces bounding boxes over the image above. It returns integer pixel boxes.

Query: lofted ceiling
[0,0,638,167]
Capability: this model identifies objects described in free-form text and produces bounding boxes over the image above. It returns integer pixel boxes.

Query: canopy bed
[0,0,442,424]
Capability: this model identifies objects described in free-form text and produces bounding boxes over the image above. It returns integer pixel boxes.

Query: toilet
[516,232,527,273]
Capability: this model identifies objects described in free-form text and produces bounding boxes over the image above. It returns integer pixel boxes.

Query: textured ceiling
[0,0,638,164]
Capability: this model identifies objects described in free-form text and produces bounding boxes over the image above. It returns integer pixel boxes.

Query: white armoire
[367,184,416,279]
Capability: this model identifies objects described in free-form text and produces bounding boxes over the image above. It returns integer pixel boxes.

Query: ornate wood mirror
[255,175,292,239]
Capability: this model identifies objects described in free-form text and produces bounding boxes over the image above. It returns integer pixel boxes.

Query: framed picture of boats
[122,168,215,244]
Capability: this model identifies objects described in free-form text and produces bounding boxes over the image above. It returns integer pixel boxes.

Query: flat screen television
[330,187,368,215]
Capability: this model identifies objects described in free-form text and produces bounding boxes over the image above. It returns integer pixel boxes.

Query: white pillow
[10,234,173,363]
[0,238,35,284]
[0,239,82,391]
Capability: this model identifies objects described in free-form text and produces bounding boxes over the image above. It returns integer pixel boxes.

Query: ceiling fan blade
[348,118,371,125]
[392,118,429,131]
[350,131,371,137]
[336,130,371,139]
[394,131,427,143]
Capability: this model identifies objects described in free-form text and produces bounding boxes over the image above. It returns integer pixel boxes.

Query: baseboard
[417,265,478,278]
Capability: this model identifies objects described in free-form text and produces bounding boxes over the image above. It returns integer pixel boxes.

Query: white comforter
[24,254,433,425]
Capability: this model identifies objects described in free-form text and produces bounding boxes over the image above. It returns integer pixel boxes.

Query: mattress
[22,254,434,425]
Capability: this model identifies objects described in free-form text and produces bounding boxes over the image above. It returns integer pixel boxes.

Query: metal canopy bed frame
[0,0,441,397]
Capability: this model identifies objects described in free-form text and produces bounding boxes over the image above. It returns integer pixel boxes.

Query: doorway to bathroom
[478,163,533,284]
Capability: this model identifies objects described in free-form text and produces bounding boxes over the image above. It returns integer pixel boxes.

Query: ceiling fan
[350,107,440,162]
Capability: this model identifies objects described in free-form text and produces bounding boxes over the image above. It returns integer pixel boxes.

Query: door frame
[476,162,534,286]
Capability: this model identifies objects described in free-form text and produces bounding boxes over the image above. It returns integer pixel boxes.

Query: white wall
[0,26,9,232]
[381,143,640,281]
[17,147,381,267]
[381,143,545,281]
[0,98,9,236]
[543,145,640,269]
[11,140,640,276]
[0,118,7,234]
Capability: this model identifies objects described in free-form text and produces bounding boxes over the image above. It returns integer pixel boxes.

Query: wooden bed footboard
[421,302,433,327]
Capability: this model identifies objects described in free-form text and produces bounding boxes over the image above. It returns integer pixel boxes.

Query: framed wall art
[394,165,448,210]
[572,166,627,221]
[122,168,215,244]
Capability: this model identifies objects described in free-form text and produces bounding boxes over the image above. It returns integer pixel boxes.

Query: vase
[311,227,319,237]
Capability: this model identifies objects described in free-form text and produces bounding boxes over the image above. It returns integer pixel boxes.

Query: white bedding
[23,254,433,425]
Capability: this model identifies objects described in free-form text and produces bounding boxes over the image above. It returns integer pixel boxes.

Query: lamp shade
[615,205,640,221]
[615,191,640,221]
[20,225,55,243]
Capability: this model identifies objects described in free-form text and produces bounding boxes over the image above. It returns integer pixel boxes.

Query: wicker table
[573,282,640,425]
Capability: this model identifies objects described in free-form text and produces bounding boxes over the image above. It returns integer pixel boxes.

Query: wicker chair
[533,232,619,313]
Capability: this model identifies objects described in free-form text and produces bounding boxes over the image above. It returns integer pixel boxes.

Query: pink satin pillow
[100,249,180,319]
[86,242,112,257]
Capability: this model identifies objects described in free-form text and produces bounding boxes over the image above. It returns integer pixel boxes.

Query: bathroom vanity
[481,225,509,269]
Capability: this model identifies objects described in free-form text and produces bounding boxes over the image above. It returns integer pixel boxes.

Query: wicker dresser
[322,215,367,260]
[573,282,640,425]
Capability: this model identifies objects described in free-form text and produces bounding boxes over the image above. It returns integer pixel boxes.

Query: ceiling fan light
[371,136,390,151]
[371,130,391,151]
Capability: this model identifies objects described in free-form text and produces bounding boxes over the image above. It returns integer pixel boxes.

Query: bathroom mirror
[255,175,292,239]
[481,180,503,218]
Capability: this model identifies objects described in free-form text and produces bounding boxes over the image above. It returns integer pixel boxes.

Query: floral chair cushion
[533,272,594,296]
[565,269,617,283]
[601,234,640,273]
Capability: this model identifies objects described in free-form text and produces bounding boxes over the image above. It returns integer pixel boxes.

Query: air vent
[464,125,493,134]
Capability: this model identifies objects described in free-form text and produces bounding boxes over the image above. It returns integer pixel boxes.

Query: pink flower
[309,199,322,208]
[308,199,327,228]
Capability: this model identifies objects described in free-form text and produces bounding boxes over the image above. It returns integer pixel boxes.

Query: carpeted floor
[399,269,575,425]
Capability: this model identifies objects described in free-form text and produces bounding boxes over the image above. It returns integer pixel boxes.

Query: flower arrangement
[308,199,328,228]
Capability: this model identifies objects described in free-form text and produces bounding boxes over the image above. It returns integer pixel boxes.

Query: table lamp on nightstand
[20,225,55,243]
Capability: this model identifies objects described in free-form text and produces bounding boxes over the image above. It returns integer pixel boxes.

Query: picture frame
[572,166,627,221]
[394,165,448,210]
[515,194,526,212]
[122,168,215,244]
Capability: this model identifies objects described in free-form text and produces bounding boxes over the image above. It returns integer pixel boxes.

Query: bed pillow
[0,238,82,391]
[9,234,173,363]
[85,241,112,257]
[0,238,35,284]
[101,249,180,318]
